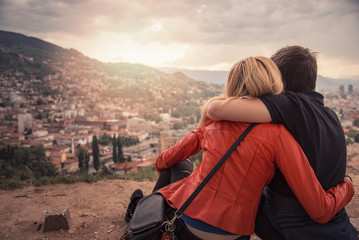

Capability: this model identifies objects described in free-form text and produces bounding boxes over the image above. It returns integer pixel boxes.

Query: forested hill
[0,30,222,121]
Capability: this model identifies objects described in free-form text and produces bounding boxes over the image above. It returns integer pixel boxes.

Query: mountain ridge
[158,66,359,90]
[2,29,358,91]
[0,30,221,122]
[0,29,200,84]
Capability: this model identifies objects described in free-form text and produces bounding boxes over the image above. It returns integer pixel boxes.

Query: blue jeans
[255,186,359,240]
[173,215,250,240]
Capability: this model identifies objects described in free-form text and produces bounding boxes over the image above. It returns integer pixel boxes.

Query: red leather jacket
[156,120,354,235]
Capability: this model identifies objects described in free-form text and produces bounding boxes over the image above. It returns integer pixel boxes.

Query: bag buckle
[162,209,182,233]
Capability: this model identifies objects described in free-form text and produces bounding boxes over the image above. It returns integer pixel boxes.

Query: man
[207,46,358,239]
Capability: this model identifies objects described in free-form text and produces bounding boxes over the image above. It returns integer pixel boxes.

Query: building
[111,156,156,174]
[49,152,66,171]
[111,161,139,174]
[17,113,33,134]
[158,129,187,153]
[104,120,126,131]
[63,153,78,172]
[126,117,152,133]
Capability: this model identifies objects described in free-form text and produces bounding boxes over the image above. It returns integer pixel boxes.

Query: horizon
[0,0,358,79]
[1,28,359,84]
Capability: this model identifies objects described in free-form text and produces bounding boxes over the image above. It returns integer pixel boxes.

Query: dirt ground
[0,176,358,240]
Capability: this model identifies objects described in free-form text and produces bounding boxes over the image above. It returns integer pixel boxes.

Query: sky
[0,0,359,79]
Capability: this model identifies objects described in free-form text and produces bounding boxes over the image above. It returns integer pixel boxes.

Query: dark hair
[270,46,317,92]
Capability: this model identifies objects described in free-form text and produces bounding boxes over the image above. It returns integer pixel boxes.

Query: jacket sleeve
[275,126,354,223]
[155,128,204,172]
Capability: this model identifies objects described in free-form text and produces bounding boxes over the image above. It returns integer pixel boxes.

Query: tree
[85,151,90,170]
[117,136,125,163]
[77,147,86,171]
[355,134,359,143]
[173,120,187,130]
[92,136,100,172]
[36,98,44,105]
[35,112,43,120]
[13,147,26,166]
[29,145,57,179]
[99,133,112,145]
[346,138,353,145]
[112,137,118,163]
[353,118,359,128]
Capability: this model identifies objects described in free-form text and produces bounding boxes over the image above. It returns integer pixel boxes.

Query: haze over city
[0,0,358,79]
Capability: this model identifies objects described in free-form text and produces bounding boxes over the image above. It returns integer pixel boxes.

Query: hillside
[0,176,358,239]
[0,30,221,122]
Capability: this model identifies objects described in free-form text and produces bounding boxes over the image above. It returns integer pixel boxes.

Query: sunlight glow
[318,55,359,79]
[88,32,189,66]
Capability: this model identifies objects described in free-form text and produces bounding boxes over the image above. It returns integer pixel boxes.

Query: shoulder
[258,91,324,117]
[259,91,323,103]
[249,123,287,142]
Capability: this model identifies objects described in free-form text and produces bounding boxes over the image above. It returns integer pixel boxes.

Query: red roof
[64,157,78,164]
[112,161,139,171]
[138,156,157,168]
[49,159,61,166]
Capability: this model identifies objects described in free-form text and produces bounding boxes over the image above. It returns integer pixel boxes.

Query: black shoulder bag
[121,123,257,240]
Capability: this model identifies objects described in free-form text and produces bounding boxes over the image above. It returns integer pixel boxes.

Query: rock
[79,212,90,217]
[43,207,71,232]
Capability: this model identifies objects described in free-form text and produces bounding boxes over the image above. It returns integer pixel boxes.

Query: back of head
[270,45,317,92]
[225,56,283,98]
[199,56,283,127]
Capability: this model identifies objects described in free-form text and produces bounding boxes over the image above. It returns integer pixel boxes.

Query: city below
[0,30,358,182]
[1,85,359,177]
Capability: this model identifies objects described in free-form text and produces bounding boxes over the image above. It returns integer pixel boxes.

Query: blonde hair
[199,56,283,127]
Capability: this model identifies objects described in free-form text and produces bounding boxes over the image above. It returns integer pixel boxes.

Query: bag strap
[175,123,258,218]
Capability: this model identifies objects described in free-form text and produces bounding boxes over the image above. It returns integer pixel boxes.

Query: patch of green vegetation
[0,167,158,190]
[0,50,55,78]
[123,166,158,181]
[0,179,24,190]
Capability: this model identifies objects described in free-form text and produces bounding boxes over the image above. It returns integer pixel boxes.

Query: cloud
[0,0,358,78]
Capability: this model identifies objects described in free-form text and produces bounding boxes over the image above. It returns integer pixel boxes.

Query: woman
[128,57,354,240]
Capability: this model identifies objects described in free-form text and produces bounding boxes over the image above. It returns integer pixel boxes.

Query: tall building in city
[348,84,353,95]
[17,113,33,134]
[339,85,345,96]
